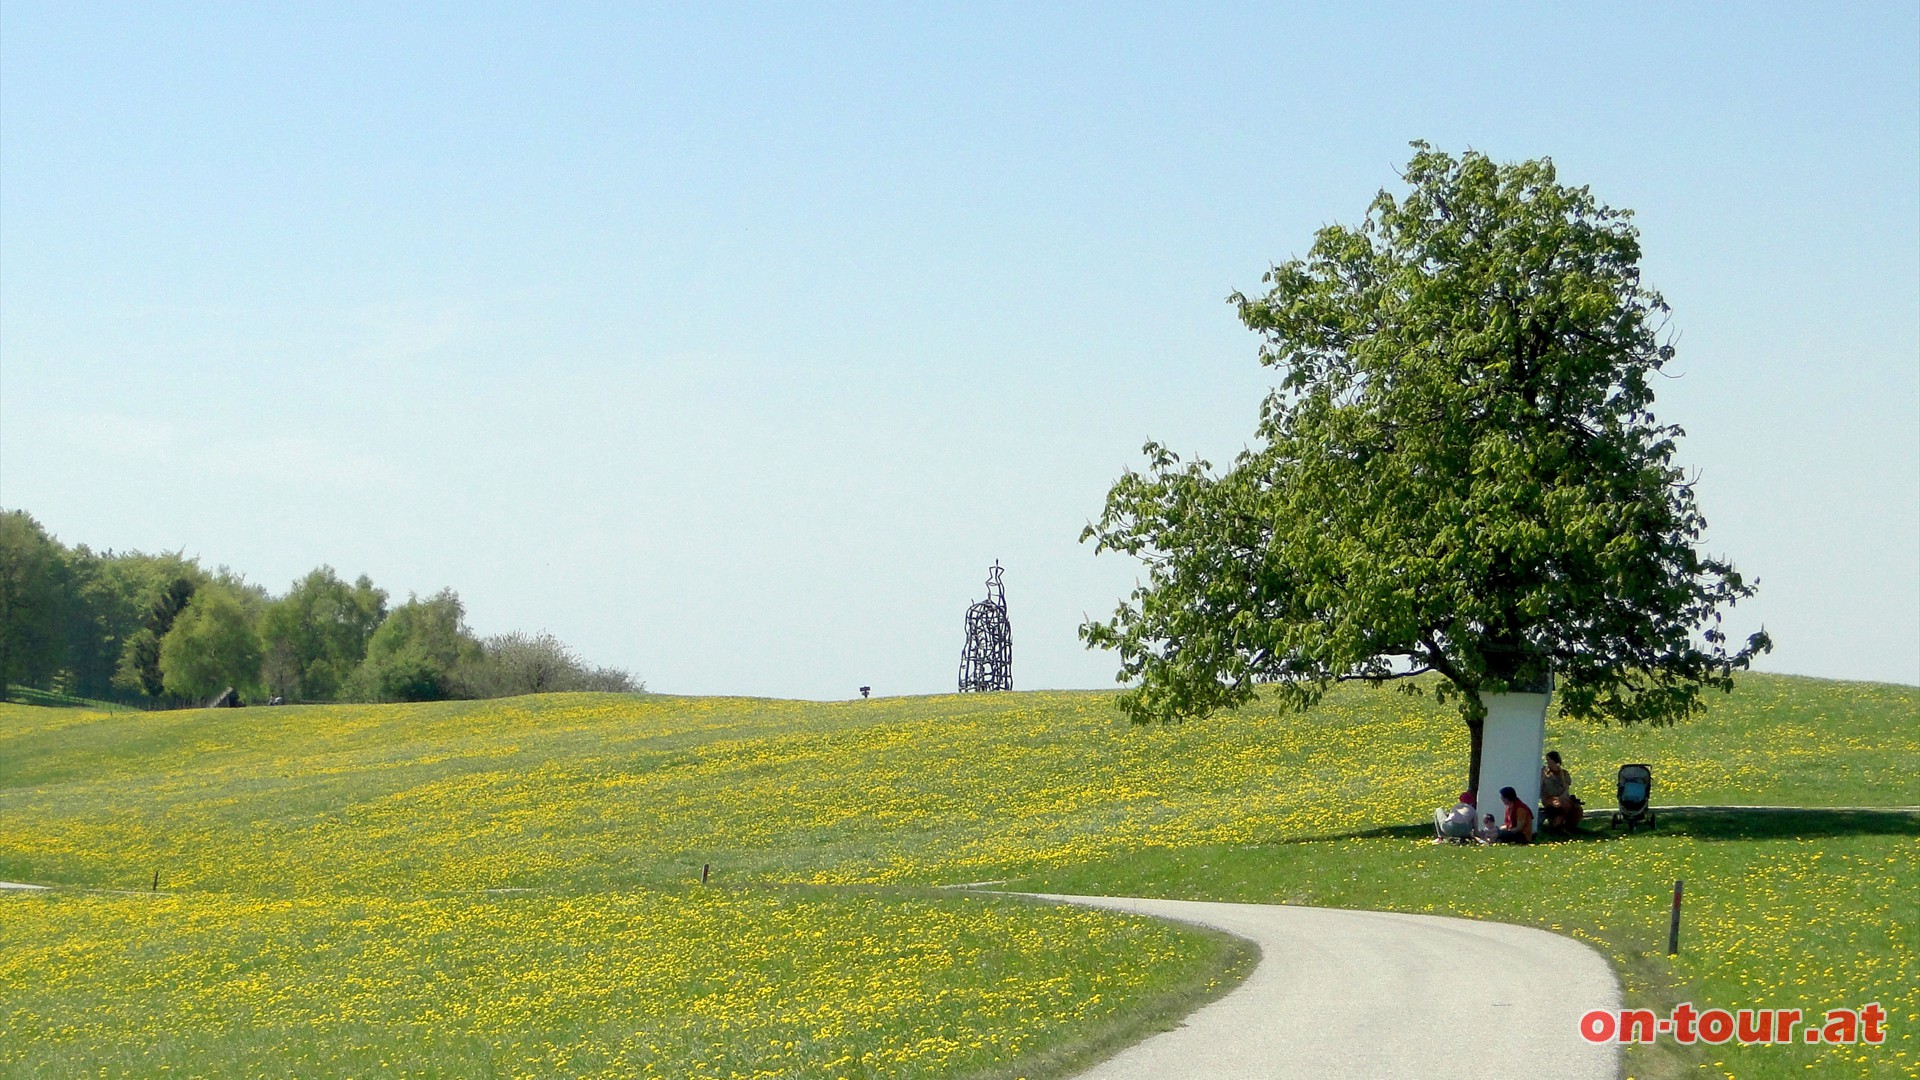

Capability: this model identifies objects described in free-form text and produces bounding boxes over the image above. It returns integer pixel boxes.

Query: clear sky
[3,3,1916,697]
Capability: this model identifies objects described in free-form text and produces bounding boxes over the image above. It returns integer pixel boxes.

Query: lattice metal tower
[958,562,1013,692]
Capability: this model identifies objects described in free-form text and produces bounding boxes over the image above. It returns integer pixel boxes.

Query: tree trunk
[1466,715,1485,795]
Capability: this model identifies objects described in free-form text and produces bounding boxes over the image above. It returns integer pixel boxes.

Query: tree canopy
[352,589,484,703]
[0,515,640,707]
[1083,145,1769,783]
[159,584,264,702]
[0,511,68,697]
[108,558,205,702]
[461,631,643,697]
[260,567,388,702]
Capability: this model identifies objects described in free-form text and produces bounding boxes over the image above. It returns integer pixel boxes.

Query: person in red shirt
[1495,786,1534,844]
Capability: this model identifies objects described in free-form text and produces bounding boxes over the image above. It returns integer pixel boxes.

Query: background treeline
[0,510,640,706]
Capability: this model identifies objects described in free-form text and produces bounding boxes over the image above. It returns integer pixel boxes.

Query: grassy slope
[0,693,1255,1080]
[1,673,1914,1078]
[3,888,1253,1080]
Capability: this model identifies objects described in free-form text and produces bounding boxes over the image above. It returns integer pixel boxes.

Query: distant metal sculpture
[958,562,1013,692]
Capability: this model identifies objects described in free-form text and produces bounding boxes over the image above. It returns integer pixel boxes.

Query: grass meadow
[1,673,1913,1079]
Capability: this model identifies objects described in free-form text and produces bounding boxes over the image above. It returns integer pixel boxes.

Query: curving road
[1025,894,1620,1080]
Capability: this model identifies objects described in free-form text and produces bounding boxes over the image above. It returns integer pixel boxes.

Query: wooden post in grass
[151,869,159,893]
[1668,880,1683,955]
[701,863,710,885]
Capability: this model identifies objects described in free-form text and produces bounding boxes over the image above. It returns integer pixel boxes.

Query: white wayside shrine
[1472,684,1550,836]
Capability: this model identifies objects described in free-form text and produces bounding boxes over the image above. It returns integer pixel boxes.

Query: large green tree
[158,584,263,703]
[1082,144,1770,791]
[350,589,482,702]
[260,567,388,701]
[65,549,204,702]
[110,560,204,702]
[0,510,69,697]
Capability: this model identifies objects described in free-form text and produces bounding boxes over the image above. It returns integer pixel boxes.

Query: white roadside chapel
[1471,681,1551,831]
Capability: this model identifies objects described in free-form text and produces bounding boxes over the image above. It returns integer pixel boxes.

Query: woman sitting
[1539,750,1583,831]
[1492,786,1534,844]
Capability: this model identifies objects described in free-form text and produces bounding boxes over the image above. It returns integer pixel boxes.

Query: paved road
[1025,894,1620,1080]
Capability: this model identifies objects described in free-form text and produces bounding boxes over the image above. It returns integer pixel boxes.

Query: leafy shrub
[346,590,482,702]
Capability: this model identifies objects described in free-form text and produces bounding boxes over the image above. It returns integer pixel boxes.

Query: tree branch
[1336,666,1433,683]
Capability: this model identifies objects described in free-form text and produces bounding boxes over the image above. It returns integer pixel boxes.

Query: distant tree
[462,631,575,697]
[114,630,165,700]
[575,663,642,694]
[459,631,642,697]
[1082,144,1770,792]
[59,546,129,700]
[0,510,69,696]
[112,565,202,701]
[349,589,482,702]
[211,568,270,621]
[260,568,388,701]
[46,548,204,702]
[158,584,264,703]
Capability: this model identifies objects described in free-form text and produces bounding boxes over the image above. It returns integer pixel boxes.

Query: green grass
[1,673,1913,1078]
[2,886,1253,1080]
[0,685,138,712]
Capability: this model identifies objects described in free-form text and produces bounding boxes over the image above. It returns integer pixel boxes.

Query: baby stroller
[1611,763,1656,831]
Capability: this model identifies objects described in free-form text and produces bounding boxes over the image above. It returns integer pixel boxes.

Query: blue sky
[3,3,1916,696]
